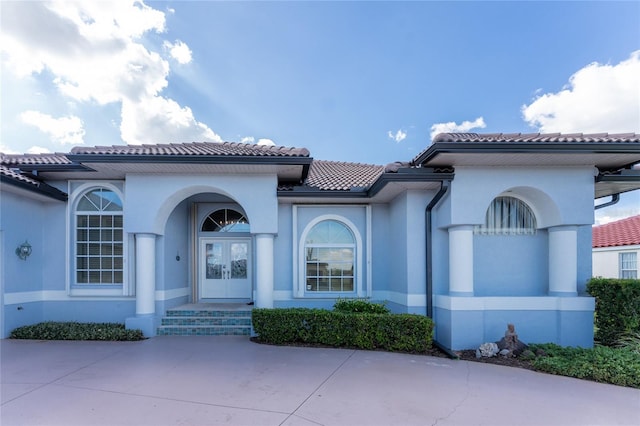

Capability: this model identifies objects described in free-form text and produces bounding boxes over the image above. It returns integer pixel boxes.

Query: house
[593,215,640,279]
[2,132,640,350]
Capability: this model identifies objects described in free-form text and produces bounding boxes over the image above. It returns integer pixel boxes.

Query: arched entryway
[197,205,252,301]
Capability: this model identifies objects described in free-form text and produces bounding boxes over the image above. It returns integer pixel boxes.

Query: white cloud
[0,143,21,155]
[0,1,217,151]
[20,111,85,145]
[164,40,192,64]
[120,97,222,144]
[27,146,53,154]
[387,129,407,143]
[430,117,486,140]
[522,51,640,133]
[257,138,276,146]
[240,136,255,144]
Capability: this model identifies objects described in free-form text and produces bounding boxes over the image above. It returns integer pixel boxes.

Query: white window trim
[619,251,638,279]
[67,181,132,297]
[293,207,367,298]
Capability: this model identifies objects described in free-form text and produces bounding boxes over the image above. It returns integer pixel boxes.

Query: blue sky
[1,1,639,222]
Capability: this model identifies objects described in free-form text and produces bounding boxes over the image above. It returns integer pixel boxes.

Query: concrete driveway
[1,336,639,426]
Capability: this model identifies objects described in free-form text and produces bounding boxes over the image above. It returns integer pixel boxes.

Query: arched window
[201,209,249,232]
[304,220,355,292]
[75,188,124,285]
[475,196,537,235]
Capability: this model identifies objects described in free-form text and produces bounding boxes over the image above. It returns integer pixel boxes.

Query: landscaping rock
[478,342,499,357]
[496,323,528,356]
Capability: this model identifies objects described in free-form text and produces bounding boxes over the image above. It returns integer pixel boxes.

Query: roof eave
[0,175,68,201]
[66,154,313,167]
[415,142,640,166]
[367,171,455,197]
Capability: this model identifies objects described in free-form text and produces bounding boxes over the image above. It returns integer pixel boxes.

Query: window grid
[619,252,638,279]
[304,219,356,293]
[202,209,249,232]
[75,189,123,286]
[305,246,355,292]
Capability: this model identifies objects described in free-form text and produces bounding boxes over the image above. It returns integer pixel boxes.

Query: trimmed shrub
[530,343,640,388]
[10,322,144,341]
[252,308,433,353]
[587,278,640,346]
[333,298,390,315]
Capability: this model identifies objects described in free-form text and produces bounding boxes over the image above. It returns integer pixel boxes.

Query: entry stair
[157,303,253,336]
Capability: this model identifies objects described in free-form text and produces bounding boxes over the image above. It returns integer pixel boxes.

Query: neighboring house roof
[593,215,640,248]
[0,165,68,201]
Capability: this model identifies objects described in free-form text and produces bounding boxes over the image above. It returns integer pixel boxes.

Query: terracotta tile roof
[593,215,640,248]
[69,142,310,157]
[304,160,385,190]
[431,132,640,144]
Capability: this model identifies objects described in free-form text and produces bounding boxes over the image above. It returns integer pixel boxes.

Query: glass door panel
[200,238,251,299]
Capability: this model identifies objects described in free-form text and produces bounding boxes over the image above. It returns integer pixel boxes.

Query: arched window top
[202,209,249,232]
[305,220,354,244]
[475,196,537,235]
[77,188,122,212]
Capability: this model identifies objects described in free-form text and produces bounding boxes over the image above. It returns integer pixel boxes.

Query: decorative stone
[496,323,528,356]
[478,342,499,357]
[499,349,510,357]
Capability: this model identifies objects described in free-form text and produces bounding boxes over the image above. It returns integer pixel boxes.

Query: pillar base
[126,314,158,337]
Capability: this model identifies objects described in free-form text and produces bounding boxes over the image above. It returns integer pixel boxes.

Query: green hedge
[252,308,433,353]
[531,343,640,388]
[587,278,640,346]
[10,322,145,341]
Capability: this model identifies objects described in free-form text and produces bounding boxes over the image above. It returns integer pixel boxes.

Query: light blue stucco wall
[274,205,293,295]
[370,204,390,295]
[124,174,279,235]
[431,165,596,349]
[2,191,48,335]
[474,233,549,296]
[382,190,437,314]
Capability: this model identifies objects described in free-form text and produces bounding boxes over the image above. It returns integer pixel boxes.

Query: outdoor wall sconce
[15,240,32,260]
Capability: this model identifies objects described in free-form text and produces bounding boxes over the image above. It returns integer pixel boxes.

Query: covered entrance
[197,206,252,301]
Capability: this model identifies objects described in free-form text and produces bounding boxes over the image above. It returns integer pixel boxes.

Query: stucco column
[255,233,274,308]
[548,226,578,295]
[135,233,156,315]
[449,225,474,295]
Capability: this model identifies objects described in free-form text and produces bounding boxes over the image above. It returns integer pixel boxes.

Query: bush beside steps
[10,322,145,341]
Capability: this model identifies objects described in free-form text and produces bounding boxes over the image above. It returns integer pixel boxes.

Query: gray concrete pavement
[1,336,639,426]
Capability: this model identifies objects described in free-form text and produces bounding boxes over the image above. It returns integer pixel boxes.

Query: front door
[199,238,251,299]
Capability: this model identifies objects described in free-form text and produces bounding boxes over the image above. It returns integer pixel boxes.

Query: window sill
[69,287,126,297]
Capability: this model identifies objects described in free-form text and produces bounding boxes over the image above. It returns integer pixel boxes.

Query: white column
[255,234,274,308]
[135,233,156,315]
[449,225,474,295]
[548,226,578,295]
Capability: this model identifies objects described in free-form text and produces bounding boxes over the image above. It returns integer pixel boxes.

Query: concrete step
[161,316,252,326]
[158,304,253,336]
[157,325,251,336]
[166,309,252,317]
